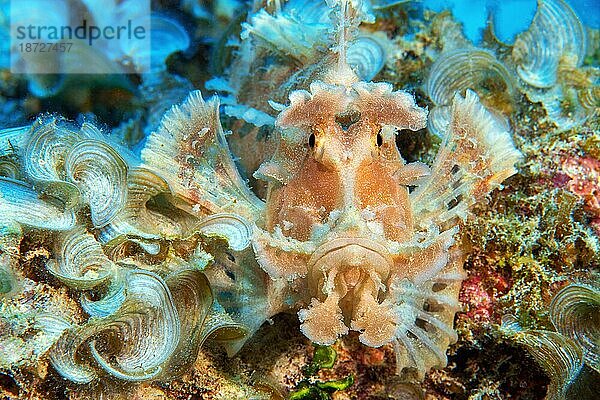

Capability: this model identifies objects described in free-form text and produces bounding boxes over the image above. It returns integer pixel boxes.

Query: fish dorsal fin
[323,0,373,86]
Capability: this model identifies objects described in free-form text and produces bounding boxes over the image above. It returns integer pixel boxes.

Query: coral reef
[0,0,598,398]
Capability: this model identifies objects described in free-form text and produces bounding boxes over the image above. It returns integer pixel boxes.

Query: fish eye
[308,132,316,148]
[376,130,383,147]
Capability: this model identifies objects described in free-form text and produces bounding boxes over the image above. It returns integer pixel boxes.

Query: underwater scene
[0,0,598,399]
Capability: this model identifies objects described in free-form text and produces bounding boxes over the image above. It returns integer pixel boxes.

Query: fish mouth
[307,237,393,278]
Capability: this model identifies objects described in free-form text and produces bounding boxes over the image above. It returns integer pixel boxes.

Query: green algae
[289,345,354,400]
[302,345,337,376]
[463,186,599,328]
[289,375,355,400]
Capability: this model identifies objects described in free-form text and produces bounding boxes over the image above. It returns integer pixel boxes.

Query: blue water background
[0,0,598,69]
[422,0,599,44]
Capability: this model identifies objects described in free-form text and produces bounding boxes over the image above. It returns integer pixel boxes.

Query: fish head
[254,80,436,346]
